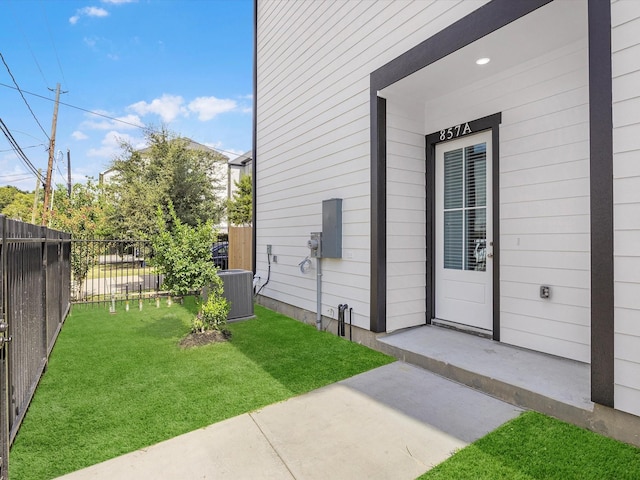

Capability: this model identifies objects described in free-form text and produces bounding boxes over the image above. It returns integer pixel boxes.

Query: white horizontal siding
[256,0,488,328]
[497,50,591,361]
[612,0,640,417]
[386,98,426,331]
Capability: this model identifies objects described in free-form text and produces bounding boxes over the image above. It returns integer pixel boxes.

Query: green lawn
[419,411,640,480]
[9,299,394,480]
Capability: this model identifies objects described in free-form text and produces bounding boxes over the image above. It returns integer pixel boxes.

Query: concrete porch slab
[378,325,591,409]
[376,325,640,447]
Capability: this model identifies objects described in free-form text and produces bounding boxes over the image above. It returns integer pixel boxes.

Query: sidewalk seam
[249,412,298,480]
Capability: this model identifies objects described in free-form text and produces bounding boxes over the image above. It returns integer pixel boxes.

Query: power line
[0,118,44,184]
[0,52,50,140]
[0,82,245,159]
[0,143,45,153]
[0,173,34,181]
[41,2,68,90]
[0,80,156,128]
[8,0,49,88]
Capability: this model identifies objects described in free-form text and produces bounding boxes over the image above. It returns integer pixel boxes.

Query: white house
[253,0,640,432]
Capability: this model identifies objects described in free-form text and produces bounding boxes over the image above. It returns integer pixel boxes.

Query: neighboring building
[228,150,253,199]
[98,167,117,185]
[254,0,640,424]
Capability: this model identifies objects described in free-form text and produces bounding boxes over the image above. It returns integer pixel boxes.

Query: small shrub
[193,295,230,333]
[151,202,219,297]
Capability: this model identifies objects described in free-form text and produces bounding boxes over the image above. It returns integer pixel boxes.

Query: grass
[419,411,640,480]
[9,298,394,480]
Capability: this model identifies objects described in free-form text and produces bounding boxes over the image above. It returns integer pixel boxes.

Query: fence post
[58,233,63,337]
[1,215,8,479]
[41,227,48,369]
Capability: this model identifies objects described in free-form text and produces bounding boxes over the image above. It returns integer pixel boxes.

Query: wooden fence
[229,226,253,271]
[0,216,71,479]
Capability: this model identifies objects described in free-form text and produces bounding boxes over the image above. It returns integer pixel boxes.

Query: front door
[435,130,493,332]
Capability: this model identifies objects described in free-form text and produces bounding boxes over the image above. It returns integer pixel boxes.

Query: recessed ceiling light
[476,57,491,65]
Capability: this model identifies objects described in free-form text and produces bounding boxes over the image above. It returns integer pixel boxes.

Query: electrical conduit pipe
[316,257,322,330]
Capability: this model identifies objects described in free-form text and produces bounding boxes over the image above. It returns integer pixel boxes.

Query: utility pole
[67,149,72,197]
[31,169,42,224]
[42,83,61,226]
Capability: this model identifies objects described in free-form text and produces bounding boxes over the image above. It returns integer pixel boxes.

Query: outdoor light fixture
[476,57,491,65]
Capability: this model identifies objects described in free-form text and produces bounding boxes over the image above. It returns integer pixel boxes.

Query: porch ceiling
[379,0,588,104]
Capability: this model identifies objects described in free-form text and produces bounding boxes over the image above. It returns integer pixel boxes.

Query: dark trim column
[370,95,386,332]
[588,0,614,408]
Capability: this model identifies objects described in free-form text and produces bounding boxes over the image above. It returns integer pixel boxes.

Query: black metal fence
[70,239,229,306]
[0,216,71,479]
[0,230,228,477]
[71,239,159,305]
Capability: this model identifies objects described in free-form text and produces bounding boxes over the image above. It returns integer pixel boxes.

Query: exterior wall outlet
[267,244,272,255]
[540,285,550,299]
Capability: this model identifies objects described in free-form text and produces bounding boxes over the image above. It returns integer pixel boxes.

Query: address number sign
[439,122,472,141]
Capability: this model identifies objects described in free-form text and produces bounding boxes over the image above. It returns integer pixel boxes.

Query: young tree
[151,202,220,297]
[106,128,227,238]
[50,179,112,238]
[227,174,252,226]
[49,179,112,299]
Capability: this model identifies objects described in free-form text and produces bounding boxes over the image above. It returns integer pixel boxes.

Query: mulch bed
[179,329,232,348]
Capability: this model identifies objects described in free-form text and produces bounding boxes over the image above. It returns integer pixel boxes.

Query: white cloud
[87,131,137,159]
[69,6,109,24]
[72,131,89,140]
[188,96,237,121]
[128,94,187,123]
[82,113,144,131]
[101,0,137,4]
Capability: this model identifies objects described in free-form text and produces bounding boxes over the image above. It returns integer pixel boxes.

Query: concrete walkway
[57,362,521,480]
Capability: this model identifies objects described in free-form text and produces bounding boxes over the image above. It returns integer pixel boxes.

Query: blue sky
[0,0,253,191]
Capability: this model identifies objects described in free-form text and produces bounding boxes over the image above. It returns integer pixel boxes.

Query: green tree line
[1,128,252,239]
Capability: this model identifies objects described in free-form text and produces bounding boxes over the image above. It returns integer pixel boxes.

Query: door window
[443,142,487,272]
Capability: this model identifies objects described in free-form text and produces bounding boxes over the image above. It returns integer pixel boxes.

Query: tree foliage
[2,191,36,222]
[49,179,112,299]
[151,202,220,297]
[227,174,252,226]
[50,179,112,239]
[106,128,227,238]
[0,185,25,211]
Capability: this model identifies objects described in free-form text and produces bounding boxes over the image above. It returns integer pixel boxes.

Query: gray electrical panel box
[322,198,342,258]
